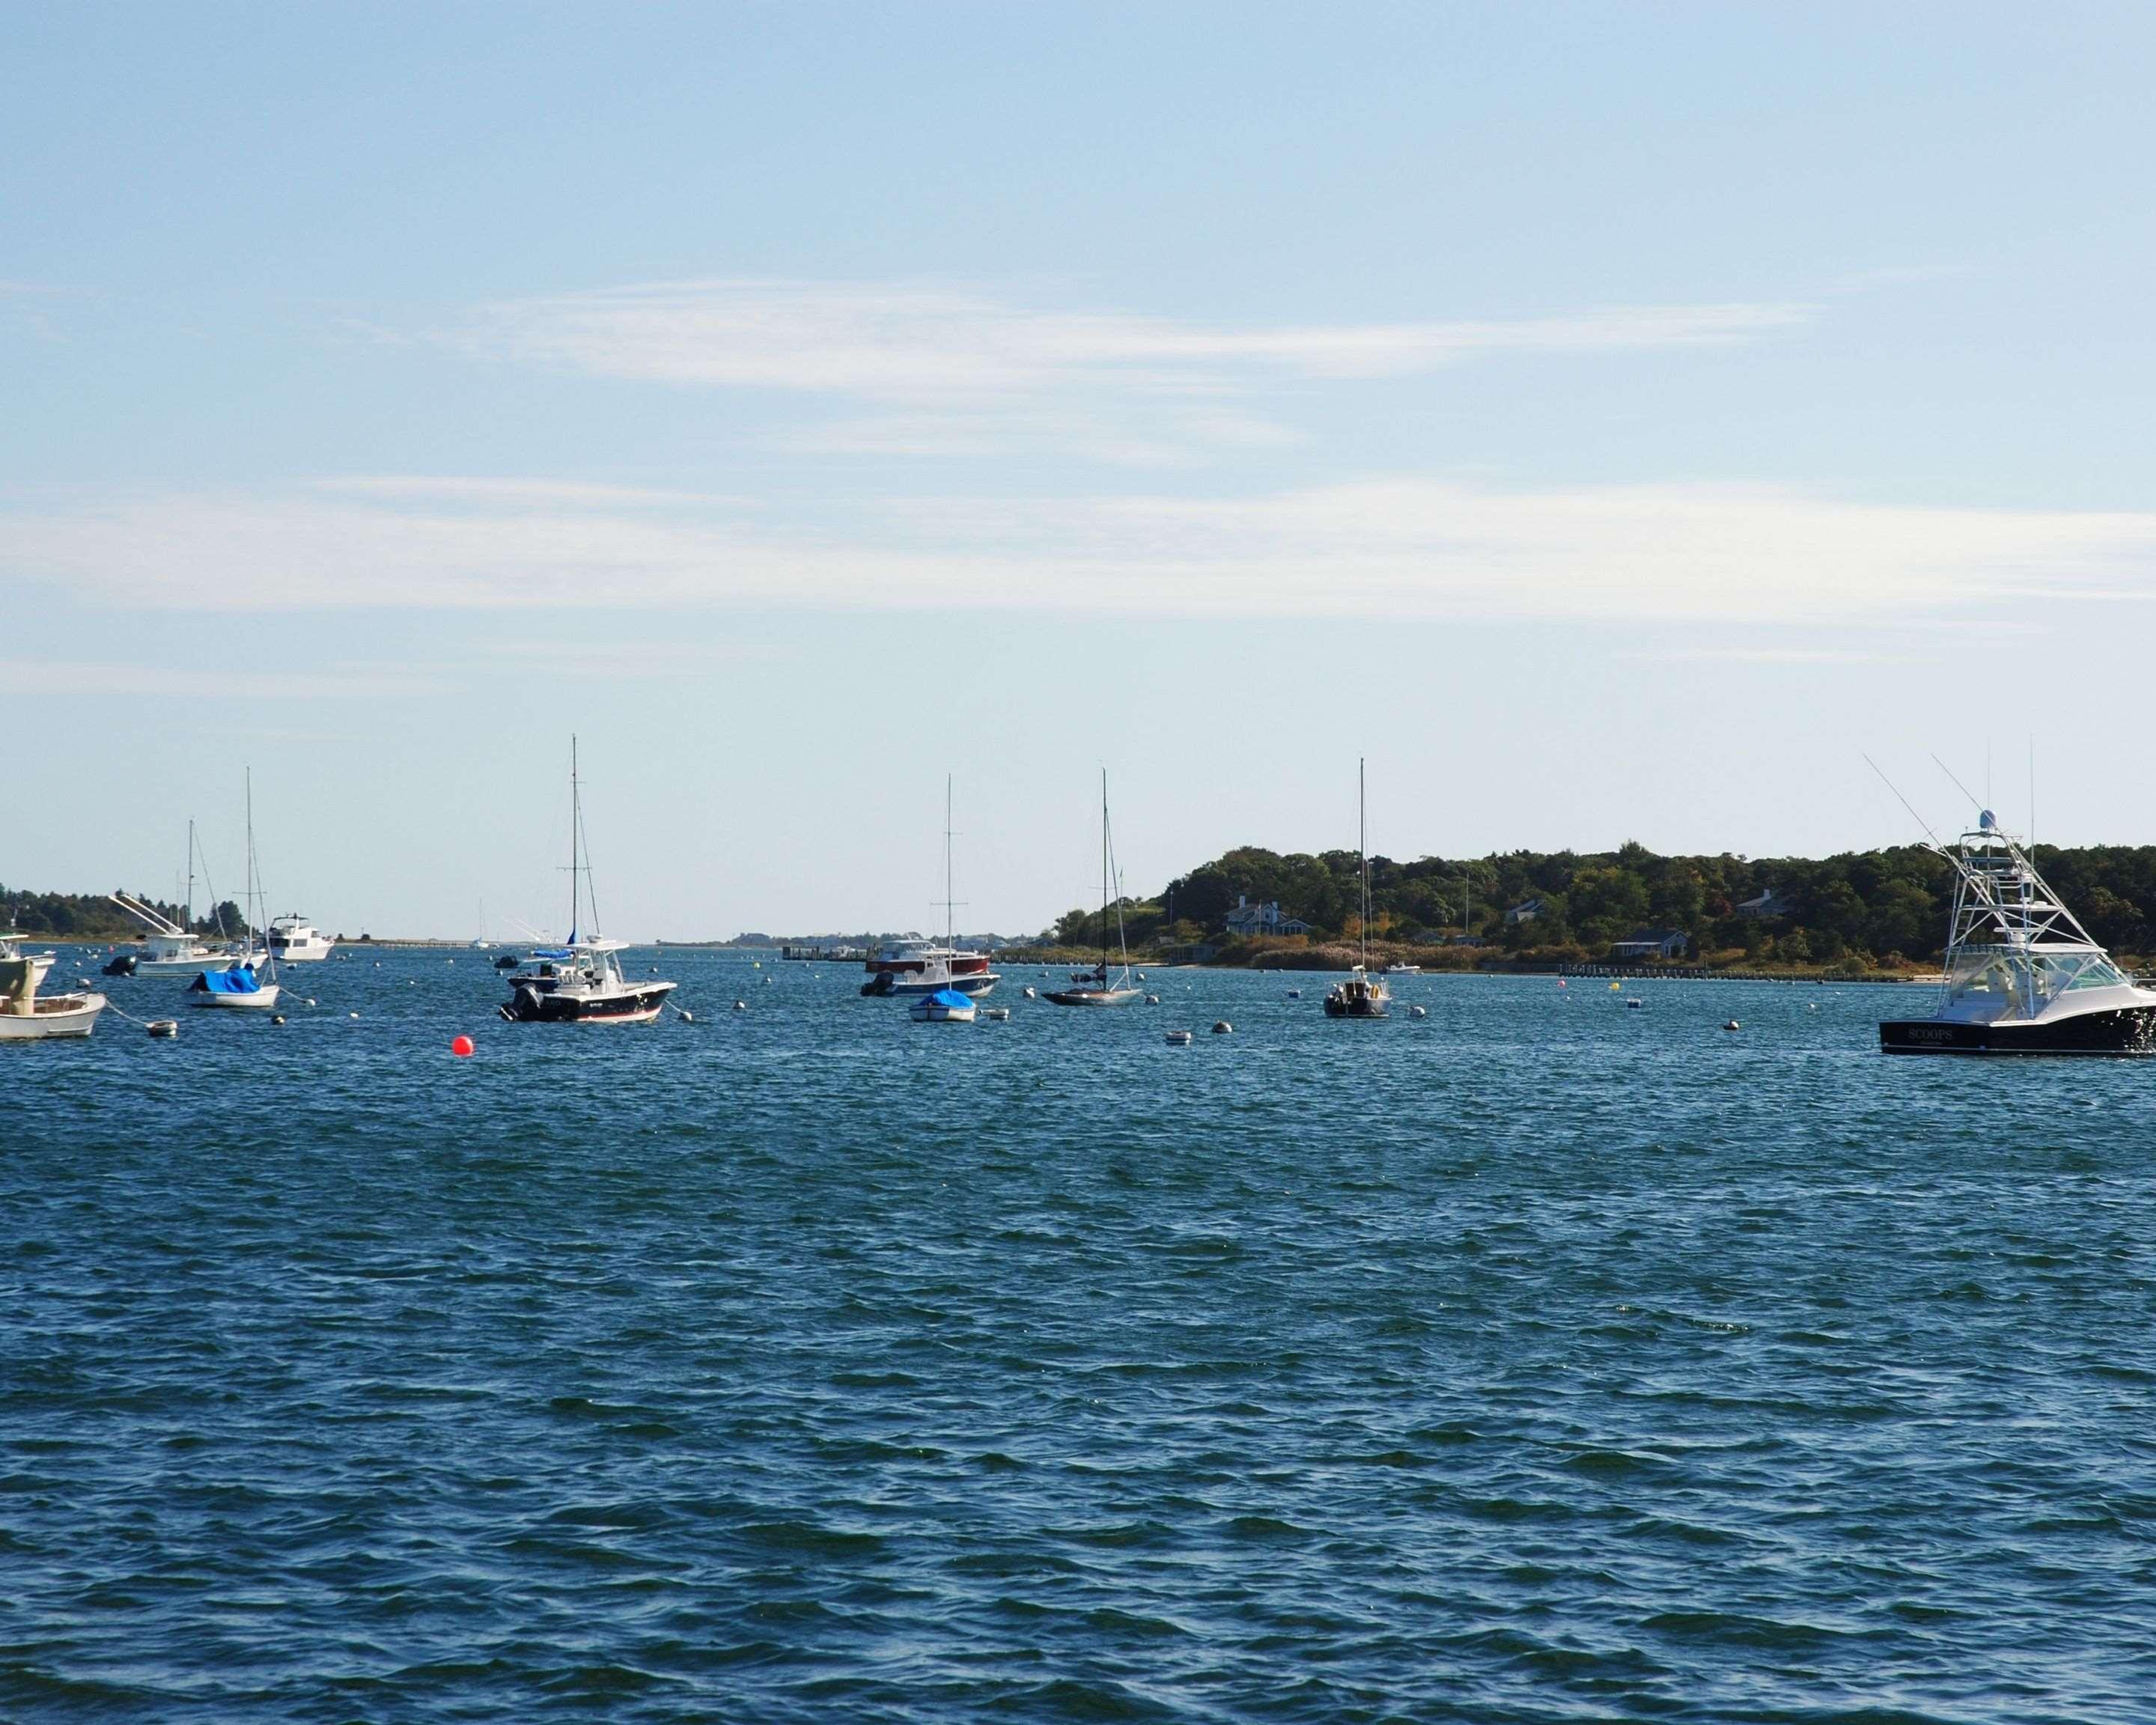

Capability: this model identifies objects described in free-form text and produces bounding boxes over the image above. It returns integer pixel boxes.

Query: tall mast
[1100,769,1110,976]
[945,773,954,956]
[186,819,195,935]
[245,768,255,949]
[569,734,580,943]
[1359,756,1368,970]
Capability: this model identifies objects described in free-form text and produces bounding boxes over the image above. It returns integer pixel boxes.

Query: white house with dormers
[1222,895,1313,938]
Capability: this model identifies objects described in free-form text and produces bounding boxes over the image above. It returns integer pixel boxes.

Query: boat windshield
[1944,946,2128,1012]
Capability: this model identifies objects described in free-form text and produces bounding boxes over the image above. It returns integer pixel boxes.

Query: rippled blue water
[6,950,2156,1722]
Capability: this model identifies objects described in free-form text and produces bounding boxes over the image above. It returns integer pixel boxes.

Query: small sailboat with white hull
[1044,771,1142,1008]
[1324,758,1390,1020]
[187,772,281,1011]
[1881,809,2156,1055]
[500,739,678,1025]
[910,776,978,1024]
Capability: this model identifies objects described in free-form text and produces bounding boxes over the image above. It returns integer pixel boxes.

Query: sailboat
[1324,758,1390,1019]
[472,899,493,951]
[188,771,281,1011]
[1044,771,1142,1008]
[910,776,977,1024]
[499,738,678,1024]
[109,821,249,975]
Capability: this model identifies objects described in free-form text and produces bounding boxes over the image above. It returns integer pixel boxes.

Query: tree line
[2,887,250,942]
[1047,840,2156,967]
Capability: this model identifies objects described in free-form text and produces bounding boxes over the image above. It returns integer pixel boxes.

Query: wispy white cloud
[443,278,1814,462]
[4,474,2154,628]
[457,279,1812,393]
[0,657,439,699]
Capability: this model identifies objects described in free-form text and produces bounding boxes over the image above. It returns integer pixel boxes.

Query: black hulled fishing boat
[1324,758,1390,1020]
[499,738,677,1026]
[1880,810,2156,1055]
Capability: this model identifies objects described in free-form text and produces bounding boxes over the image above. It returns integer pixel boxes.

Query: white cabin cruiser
[267,914,333,962]
[1880,811,2156,1055]
[0,928,106,1041]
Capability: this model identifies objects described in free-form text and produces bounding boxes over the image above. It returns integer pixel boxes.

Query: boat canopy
[193,964,264,995]
[928,988,972,1010]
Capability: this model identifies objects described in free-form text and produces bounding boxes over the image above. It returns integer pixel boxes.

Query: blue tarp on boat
[194,964,262,994]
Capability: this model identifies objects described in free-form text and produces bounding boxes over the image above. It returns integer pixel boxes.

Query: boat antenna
[1929,753,1985,821]
[1863,754,1944,849]
[2029,735,2037,851]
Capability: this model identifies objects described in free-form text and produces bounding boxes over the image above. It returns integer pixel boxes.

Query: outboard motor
[103,954,138,977]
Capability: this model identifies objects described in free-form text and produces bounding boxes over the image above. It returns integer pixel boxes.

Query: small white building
[1734,887,1788,920]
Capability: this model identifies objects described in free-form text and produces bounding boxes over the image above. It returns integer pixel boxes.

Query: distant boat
[188,772,281,1011]
[472,898,493,951]
[0,925,106,1040]
[110,819,249,974]
[267,913,333,963]
[1044,771,1142,1008]
[910,777,983,1024]
[499,738,677,1024]
[1383,962,1420,975]
[1324,759,1390,1020]
[1881,810,2156,1054]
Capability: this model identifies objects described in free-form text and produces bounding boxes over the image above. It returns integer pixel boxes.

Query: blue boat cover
[928,988,971,1010]
[532,948,573,961]
[197,964,262,994]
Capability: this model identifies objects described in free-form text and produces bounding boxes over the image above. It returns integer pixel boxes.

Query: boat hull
[499,981,677,1024]
[1881,1006,2156,1055]
[188,985,281,1010]
[1324,998,1390,1018]
[0,993,106,1040]
[1042,988,1142,1007]
[862,971,998,999]
[138,953,247,976]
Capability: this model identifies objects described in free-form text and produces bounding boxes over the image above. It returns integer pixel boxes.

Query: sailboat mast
[1359,757,1368,970]
[945,773,955,955]
[186,819,195,934]
[1100,770,1110,975]
[246,767,255,952]
[569,734,580,943]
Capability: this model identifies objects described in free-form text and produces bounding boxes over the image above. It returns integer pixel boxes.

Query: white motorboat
[111,819,249,973]
[499,739,677,1025]
[1044,771,1142,1007]
[267,914,333,962]
[188,772,281,1010]
[1880,809,2156,1054]
[1324,760,1391,1020]
[0,928,106,1040]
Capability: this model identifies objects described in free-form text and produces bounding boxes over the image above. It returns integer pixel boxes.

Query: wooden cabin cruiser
[0,929,106,1040]
[1881,811,2156,1055]
[500,940,677,1023]
[267,914,334,962]
[500,738,677,1026]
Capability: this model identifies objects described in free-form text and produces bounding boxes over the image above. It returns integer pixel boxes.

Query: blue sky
[5,3,2155,937]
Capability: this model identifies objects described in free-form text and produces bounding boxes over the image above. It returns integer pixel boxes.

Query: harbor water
[5,952,2154,1721]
